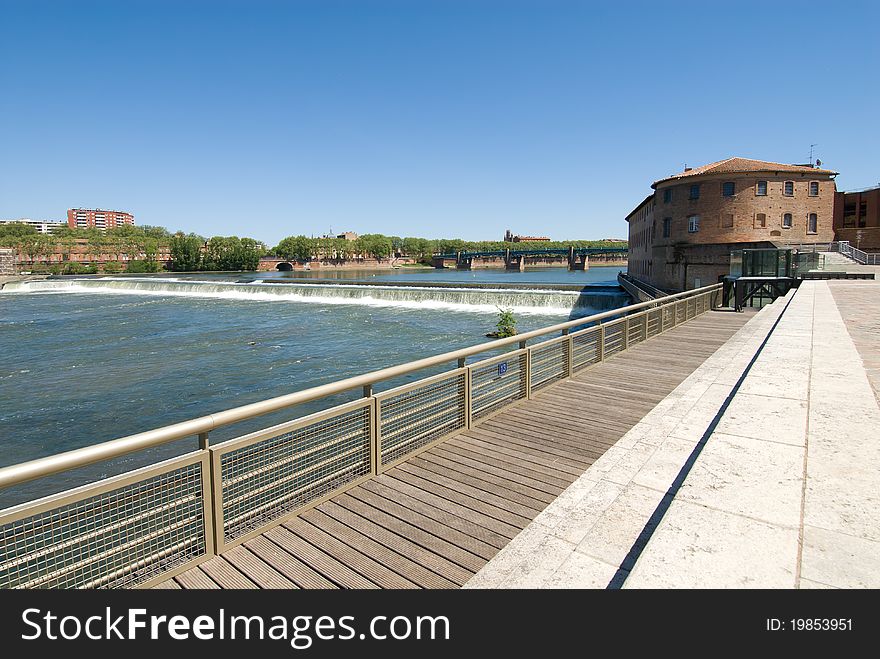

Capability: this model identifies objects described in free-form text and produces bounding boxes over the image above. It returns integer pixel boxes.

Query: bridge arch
[276,262,293,271]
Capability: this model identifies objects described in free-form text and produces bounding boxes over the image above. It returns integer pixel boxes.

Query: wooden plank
[152,579,182,589]
[244,534,336,589]
[261,526,376,589]
[317,499,475,585]
[223,545,298,589]
[333,493,487,572]
[283,517,419,589]
[300,507,458,589]
[447,435,586,479]
[199,556,259,589]
[397,460,544,518]
[349,483,501,556]
[470,419,612,457]
[387,467,532,530]
[465,427,596,467]
[174,567,220,590]
[439,440,577,488]
[375,473,520,539]
[429,445,569,494]
[412,452,556,506]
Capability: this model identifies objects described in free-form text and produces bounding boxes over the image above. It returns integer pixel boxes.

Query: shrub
[494,307,517,338]
[102,261,123,274]
[126,259,161,273]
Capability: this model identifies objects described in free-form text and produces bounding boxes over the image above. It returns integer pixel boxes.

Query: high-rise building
[67,208,135,231]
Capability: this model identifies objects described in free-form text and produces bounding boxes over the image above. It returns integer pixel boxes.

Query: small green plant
[494,307,517,338]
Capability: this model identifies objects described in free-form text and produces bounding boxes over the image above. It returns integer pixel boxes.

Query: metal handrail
[0,282,722,490]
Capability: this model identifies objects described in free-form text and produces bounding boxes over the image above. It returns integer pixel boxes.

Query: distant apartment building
[503,230,551,242]
[67,208,135,231]
[0,218,66,234]
[833,185,880,251]
[336,231,358,241]
[625,157,838,291]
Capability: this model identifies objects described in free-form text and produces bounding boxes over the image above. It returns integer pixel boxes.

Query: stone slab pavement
[465,280,880,589]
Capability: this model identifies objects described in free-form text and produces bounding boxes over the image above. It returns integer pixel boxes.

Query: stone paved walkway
[465,280,880,589]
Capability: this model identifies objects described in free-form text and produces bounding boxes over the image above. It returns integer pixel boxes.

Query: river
[0,266,627,505]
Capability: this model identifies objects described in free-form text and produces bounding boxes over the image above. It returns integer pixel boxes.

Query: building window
[809,181,819,196]
[663,188,672,204]
[784,181,794,196]
[808,213,818,234]
[782,213,793,229]
[689,184,700,200]
[755,213,767,228]
[722,181,735,197]
[662,217,671,238]
[688,215,700,233]
[859,201,868,228]
[721,213,734,228]
[843,202,857,228]
[756,180,768,196]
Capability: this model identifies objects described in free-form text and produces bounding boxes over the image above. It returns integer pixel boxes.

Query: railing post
[363,384,380,475]
[642,309,649,338]
[623,317,630,350]
[459,357,472,430]
[198,431,220,558]
[562,328,573,378]
[598,323,605,362]
[520,340,531,399]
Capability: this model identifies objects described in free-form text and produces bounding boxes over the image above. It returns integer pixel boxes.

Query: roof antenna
[809,144,818,167]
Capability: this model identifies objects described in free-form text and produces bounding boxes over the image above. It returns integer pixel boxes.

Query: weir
[3,278,630,315]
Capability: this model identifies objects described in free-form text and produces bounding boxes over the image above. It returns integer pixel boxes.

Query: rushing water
[0,268,627,505]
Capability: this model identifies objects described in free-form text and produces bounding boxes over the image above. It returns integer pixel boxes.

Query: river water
[0,266,627,505]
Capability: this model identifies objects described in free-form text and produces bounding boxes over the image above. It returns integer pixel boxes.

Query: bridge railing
[0,283,722,589]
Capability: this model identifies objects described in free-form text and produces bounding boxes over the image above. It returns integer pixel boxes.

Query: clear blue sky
[2,0,878,246]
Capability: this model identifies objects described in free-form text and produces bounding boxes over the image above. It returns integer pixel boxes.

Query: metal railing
[838,241,880,265]
[785,241,880,265]
[0,283,722,589]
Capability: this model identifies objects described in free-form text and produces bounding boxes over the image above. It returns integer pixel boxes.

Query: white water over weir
[3,277,628,315]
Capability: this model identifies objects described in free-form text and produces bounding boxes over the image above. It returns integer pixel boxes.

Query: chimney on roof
[684,167,692,172]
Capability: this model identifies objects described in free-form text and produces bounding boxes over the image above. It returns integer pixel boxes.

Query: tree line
[0,221,626,273]
[271,235,627,263]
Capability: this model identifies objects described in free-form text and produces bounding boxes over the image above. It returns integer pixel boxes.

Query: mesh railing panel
[627,315,646,345]
[0,458,206,589]
[647,309,662,337]
[662,305,674,331]
[379,372,466,467]
[686,297,695,319]
[572,328,601,371]
[219,404,372,544]
[675,301,686,324]
[530,339,569,392]
[603,321,625,358]
[471,353,527,422]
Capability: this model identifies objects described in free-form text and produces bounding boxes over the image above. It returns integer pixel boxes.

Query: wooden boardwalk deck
[157,309,754,590]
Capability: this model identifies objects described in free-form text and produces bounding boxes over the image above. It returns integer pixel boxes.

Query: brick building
[625,157,838,291]
[67,208,135,231]
[503,230,551,242]
[833,185,880,251]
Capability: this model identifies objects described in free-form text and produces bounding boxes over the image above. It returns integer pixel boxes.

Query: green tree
[359,234,394,260]
[0,222,38,247]
[274,235,313,263]
[169,233,204,271]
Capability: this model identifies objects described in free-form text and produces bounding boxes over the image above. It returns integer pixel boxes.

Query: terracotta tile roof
[652,157,838,188]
